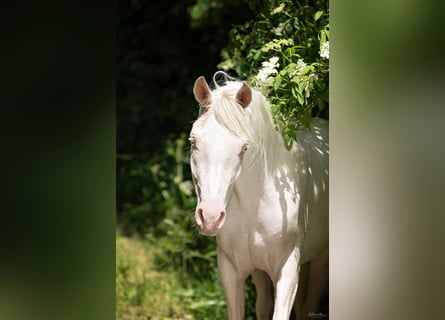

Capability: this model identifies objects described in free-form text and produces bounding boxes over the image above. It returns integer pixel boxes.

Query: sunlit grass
[116,232,193,320]
[116,230,228,320]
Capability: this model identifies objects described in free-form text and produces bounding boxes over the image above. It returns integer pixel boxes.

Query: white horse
[189,73,328,320]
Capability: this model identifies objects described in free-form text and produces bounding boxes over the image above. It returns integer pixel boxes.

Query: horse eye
[189,137,197,150]
[241,144,249,153]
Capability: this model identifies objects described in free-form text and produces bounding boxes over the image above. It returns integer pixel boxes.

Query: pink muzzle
[195,202,226,236]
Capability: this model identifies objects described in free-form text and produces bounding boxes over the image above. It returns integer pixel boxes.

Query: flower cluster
[255,56,280,93]
[320,41,329,59]
[271,22,284,36]
[289,59,308,77]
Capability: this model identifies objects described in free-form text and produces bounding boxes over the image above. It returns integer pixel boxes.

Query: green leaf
[253,49,262,61]
[320,29,329,44]
[274,74,282,91]
[320,33,326,44]
[291,86,298,98]
[291,76,300,84]
[285,46,295,57]
[297,94,304,106]
[302,65,314,75]
[280,68,289,76]
[314,10,324,21]
[296,86,305,105]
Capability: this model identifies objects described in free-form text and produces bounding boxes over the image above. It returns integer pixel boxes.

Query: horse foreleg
[272,248,301,320]
[217,249,246,320]
[294,262,309,319]
[252,269,274,320]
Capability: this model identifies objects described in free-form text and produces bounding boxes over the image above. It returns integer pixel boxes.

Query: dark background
[117,0,254,154]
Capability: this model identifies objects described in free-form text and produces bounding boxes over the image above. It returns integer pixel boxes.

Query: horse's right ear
[193,76,211,106]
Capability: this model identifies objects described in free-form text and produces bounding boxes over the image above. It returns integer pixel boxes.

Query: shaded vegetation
[116,231,227,319]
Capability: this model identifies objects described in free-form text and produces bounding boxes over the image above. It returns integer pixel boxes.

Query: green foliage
[116,232,227,319]
[118,134,195,236]
[218,0,329,149]
[146,135,216,277]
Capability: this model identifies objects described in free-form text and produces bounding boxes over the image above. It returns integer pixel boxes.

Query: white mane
[196,73,285,176]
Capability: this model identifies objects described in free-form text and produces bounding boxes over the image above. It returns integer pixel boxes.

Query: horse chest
[218,211,298,275]
[218,167,303,274]
[247,231,283,272]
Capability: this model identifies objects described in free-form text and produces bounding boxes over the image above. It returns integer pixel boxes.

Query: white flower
[255,56,280,94]
[320,41,329,59]
[289,59,307,77]
[271,3,285,15]
[296,59,307,73]
[256,69,272,82]
[272,23,284,36]
[256,56,279,81]
[261,56,279,70]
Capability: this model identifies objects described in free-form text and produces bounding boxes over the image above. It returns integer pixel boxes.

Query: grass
[116,231,227,320]
[116,232,192,319]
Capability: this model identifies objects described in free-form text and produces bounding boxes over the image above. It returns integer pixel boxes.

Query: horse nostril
[197,208,205,226]
[216,211,226,228]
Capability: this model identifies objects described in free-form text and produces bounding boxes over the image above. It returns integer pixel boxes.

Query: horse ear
[193,76,211,106]
[236,82,252,109]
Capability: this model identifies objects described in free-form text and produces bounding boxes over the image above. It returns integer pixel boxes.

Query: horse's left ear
[236,82,252,109]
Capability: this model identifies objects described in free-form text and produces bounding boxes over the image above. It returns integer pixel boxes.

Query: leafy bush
[118,133,216,274]
[217,0,329,148]
[117,134,194,235]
